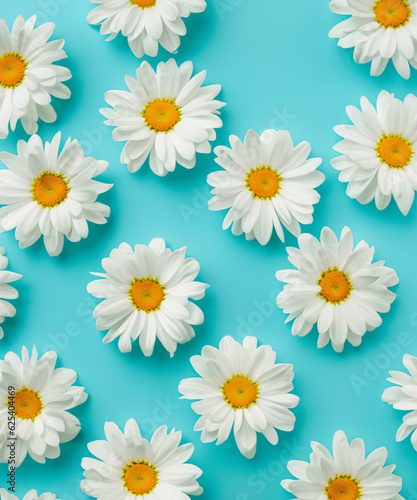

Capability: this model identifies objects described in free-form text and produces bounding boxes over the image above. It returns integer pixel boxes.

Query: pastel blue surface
[1,1,417,499]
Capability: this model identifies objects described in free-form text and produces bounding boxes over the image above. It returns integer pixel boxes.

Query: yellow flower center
[142,99,181,133]
[122,461,158,495]
[222,375,259,410]
[325,475,361,500]
[246,166,282,200]
[376,134,413,169]
[0,53,26,88]
[11,388,42,420]
[130,0,156,6]
[374,0,411,28]
[129,278,165,312]
[32,172,69,208]
[318,268,352,304]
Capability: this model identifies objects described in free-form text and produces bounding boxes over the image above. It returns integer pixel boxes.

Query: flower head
[0,132,112,256]
[0,346,87,466]
[332,91,417,215]
[282,430,404,500]
[87,0,206,58]
[87,238,208,356]
[0,247,21,340]
[101,59,224,176]
[179,335,300,458]
[382,354,417,450]
[329,0,417,78]
[81,419,202,499]
[0,15,71,138]
[276,226,399,352]
[208,129,324,245]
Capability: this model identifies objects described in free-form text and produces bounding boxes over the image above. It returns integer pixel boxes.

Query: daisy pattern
[332,91,417,216]
[382,354,417,450]
[81,419,202,499]
[276,226,399,352]
[87,0,206,58]
[0,15,71,139]
[0,247,21,340]
[329,0,417,79]
[0,345,87,467]
[207,129,325,245]
[0,132,112,257]
[282,430,404,500]
[101,59,224,176]
[87,238,208,356]
[178,335,300,459]
[0,491,60,500]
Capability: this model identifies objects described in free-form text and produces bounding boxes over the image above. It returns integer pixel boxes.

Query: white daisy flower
[382,353,417,450]
[0,247,21,340]
[87,0,206,58]
[276,226,399,353]
[81,419,202,499]
[329,0,417,79]
[0,491,59,500]
[101,59,224,176]
[87,238,208,356]
[0,132,112,257]
[178,335,300,459]
[0,15,71,139]
[282,430,404,500]
[332,91,417,216]
[0,345,88,467]
[207,129,324,245]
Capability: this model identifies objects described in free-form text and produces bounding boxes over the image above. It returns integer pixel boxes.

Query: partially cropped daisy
[276,226,399,352]
[0,15,71,138]
[382,354,417,450]
[81,419,202,499]
[332,91,417,215]
[0,491,60,500]
[0,346,87,467]
[101,59,224,176]
[0,247,21,340]
[87,0,206,58]
[0,132,112,256]
[87,238,208,356]
[282,430,404,500]
[207,129,324,245]
[329,0,417,79]
[178,336,300,459]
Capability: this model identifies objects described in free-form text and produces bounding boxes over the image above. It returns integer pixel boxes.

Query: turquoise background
[1,0,417,498]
